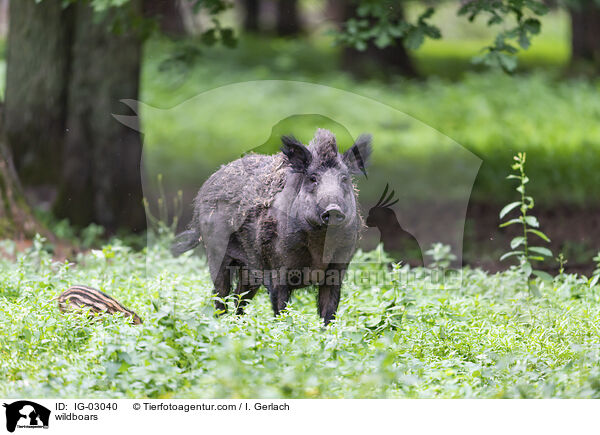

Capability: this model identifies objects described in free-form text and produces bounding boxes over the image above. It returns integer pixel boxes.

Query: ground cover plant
[2,232,600,398]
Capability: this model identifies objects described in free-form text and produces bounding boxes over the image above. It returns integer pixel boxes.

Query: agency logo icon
[3,401,50,433]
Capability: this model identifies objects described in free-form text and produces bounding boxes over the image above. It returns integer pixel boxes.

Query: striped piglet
[56,285,143,325]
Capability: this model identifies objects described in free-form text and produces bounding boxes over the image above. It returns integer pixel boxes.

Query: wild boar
[172,128,372,325]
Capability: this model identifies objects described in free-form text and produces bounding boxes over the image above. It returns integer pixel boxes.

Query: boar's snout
[320,204,346,226]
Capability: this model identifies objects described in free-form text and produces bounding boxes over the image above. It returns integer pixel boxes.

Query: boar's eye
[341,175,349,183]
[308,174,318,184]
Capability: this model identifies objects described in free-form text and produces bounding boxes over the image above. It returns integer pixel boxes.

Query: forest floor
[2,238,600,398]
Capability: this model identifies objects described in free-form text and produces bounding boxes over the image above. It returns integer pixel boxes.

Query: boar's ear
[343,134,372,177]
[281,135,312,172]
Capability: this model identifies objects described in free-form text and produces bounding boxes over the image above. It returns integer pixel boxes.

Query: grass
[3,238,600,398]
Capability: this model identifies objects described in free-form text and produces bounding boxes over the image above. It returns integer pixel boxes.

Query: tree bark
[340,1,417,78]
[4,0,72,187]
[242,0,260,33]
[0,112,50,240]
[53,1,146,233]
[276,0,301,36]
[5,0,146,233]
[143,0,186,37]
[570,0,600,68]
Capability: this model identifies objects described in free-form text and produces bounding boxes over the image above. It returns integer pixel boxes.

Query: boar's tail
[171,229,201,257]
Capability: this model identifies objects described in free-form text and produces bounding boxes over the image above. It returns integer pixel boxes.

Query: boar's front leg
[318,263,348,325]
[209,257,234,313]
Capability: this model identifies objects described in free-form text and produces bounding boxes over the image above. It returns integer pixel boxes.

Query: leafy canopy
[336,0,549,72]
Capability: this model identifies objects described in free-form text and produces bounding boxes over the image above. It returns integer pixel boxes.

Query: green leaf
[590,275,600,288]
[201,29,217,46]
[526,0,549,16]
[528,281,542,298]
[522,261,532,277]
[523,18,541,35]
[524,215,539,228]
[528,255,545,261]
[510,237,526,249]
[500,251,524,261]
[374,32,392,49]
[424,25,441,39]
[366,315,383,328]
[419,7,435,20]
[499,218,521,228]
[220,28,237,48]
[355,40,367,51]
[488,14,503,25]
[529,246,552,257]
[405,28,425,50]
[518,32,530,50]
[527,229,550,242]
[532,270,553,282]
[524,196,534,207]
[500,201,521,219]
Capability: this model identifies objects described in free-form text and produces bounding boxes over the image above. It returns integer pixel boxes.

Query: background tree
[568,0,600,69]
[339,0,417,78]
[53,0,146,232]
[143,0,187,37]
[276,0,301,36]
[5,0,146,233]
[4,0,71,189]
[242,0,260,33]
[3,0,238,236]
[0,112,50,240]
[336,0,549,73]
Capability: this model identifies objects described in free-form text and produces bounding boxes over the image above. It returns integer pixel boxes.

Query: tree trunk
[5,0,146,233]
[0,114,50,240]
[341,1,417,78]
[242,0,260,33]
[570,0,600,68]
[53,1,146,233]
[4,0,72,187]
[276,0,301,36]
[0,152,44,240]
[143,0,186,37]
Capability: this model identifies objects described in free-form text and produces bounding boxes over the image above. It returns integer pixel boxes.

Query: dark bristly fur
[173,128,372,325]
[56,285,143,325]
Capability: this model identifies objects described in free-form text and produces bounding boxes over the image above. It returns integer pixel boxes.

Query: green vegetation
[3,237,600,398]
[139,20,600,207]
[499,152,553,294]
[1,153,597,398]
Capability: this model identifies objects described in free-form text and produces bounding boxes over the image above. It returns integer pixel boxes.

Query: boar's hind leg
[318,264,348,325]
